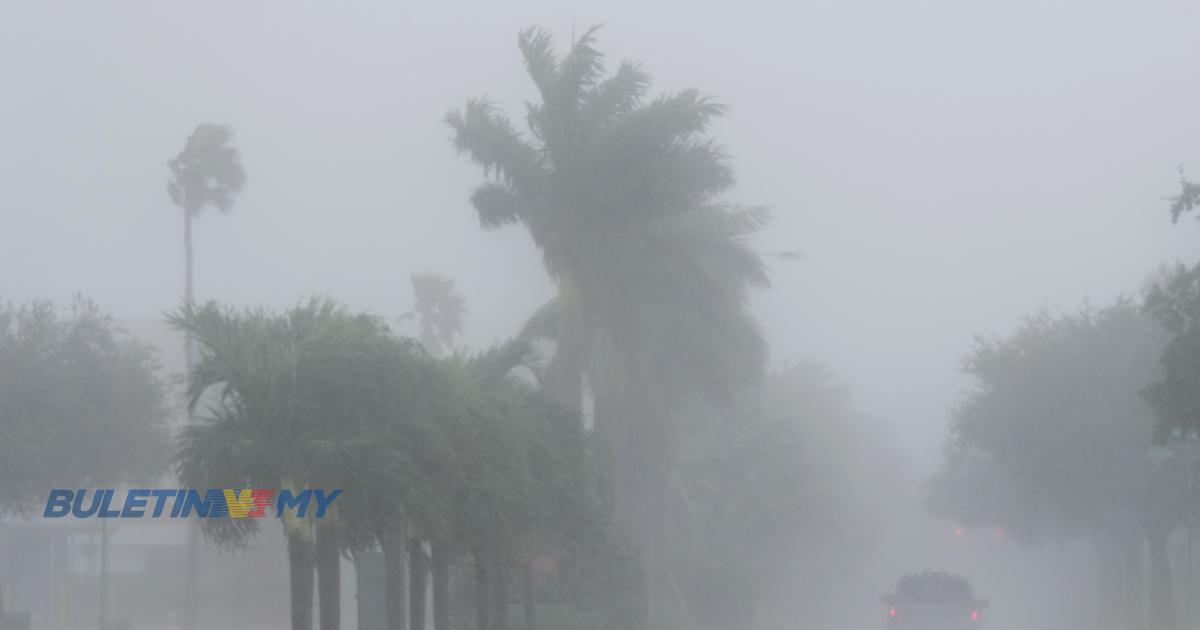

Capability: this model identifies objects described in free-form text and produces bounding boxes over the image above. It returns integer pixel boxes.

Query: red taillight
[971,610,979,621]
[889,608,897,618]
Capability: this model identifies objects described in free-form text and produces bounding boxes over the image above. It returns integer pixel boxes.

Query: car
[882,572,988,630]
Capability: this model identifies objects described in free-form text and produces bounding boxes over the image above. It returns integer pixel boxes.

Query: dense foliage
[170,298,632,630]
[0,297,168,515]
[928,301,1189,630]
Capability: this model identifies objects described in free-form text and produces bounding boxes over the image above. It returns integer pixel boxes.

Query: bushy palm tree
[172,296,629,630]
[429,339,612,630]
[169,299,424,630]
[446,26,768,611]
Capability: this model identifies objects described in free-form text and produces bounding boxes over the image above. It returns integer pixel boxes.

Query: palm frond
[518,27,560,105]
[582,60,651,131]
[558,25,606,106]
[166,123,245,216]
[615,89,728,142]
[445,99,543,190]
[469,182,526,229]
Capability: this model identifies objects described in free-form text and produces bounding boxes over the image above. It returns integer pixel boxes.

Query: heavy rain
[3,3,1200,630]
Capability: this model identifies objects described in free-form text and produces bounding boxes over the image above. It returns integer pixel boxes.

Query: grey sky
[4,0,1200,470]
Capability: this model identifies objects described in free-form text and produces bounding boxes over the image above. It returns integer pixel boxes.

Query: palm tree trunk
[409,540,428,630]
[491,545,508,630]
[1147,523,1177,630]
[593,336,670,621]
[317,520,341,630]
[354,551,386,630]
[184,207,195,311]
[1094,535,1123,630]
[289,529,317,630]
[183,207,199,630]
[1124,529,1146,630]
[645,421,673,623]
[99,519,110,629]
[544,274,585,411]
[431,544,450,630]
[384,526,408,630]
[521,560,534,630]
[474,548,490,630]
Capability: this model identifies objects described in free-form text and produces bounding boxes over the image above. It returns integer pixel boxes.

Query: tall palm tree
[167,123,245,630]
[167,123,246,314]
[446,26,768,614]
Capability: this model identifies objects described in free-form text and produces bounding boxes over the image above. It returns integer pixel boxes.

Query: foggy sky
[4,0,1200,472]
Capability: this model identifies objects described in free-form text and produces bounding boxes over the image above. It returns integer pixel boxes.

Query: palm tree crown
[447,29,771,617]
[167,123,246,216]
[446,25,767,408]
[409,272,466,357]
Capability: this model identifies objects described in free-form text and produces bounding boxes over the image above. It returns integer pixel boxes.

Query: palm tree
[167,123,244,630]
[406,272,466,357]
[348,271,468,630]
[401,271,464,630]
[446,26,768,614]
[167,123,246,314]
[170,299,420,630]
[429,340,603,630]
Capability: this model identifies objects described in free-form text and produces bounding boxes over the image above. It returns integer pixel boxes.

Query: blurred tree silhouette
[929,301,1189,630]
[0,297,168,629]
[446,26,768,617]
[170,299,423,630]
[170,298,630,630]
[405,272,466,357]
[674,361,899,630]
[0,297,168,513]
[166,123,245,320]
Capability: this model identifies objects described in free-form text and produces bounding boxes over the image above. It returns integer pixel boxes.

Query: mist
[4,2,1200,630]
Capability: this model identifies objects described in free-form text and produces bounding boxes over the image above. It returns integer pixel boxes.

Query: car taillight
[889,608,897,618]
[971,610,979,621]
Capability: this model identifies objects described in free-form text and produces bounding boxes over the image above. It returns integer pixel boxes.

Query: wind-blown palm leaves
[430,339,621,630]
[447,29,766,408]
[446,26,768,611]
[436,340,601,550]
[170,298,616,630]
[167,124,246,217]
[169,299,428,630]
[167,123,246,311]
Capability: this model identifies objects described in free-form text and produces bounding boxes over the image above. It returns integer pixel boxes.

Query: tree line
[0,24,901,630]
[929,174,1200,630]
